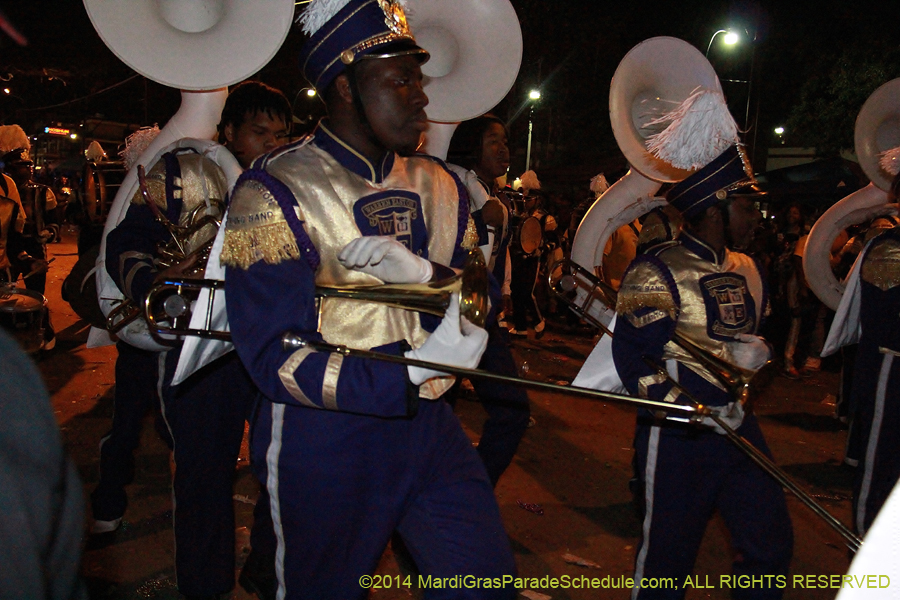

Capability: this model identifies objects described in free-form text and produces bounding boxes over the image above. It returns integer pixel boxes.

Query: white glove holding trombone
[404,295,488,385]
[701,333,771,434]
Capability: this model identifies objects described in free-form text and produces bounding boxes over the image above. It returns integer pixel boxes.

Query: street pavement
[23,231,854,599]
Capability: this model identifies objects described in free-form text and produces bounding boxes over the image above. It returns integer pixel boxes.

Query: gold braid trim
[220,222,300,270]
[221,179,303,270]
[462,215,479,250]
[616,259,678,321]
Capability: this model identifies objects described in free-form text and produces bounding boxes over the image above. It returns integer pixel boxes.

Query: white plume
[590,173,609,196]
[879,146,900,178]
[0,124,30,155]
[520,170,541,192]
[298,0,353,36]
[644,87,739,171]
[119,126,161,172]
[85,141,107,163]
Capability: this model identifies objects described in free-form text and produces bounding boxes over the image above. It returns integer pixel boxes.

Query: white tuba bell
[571,36,724,278]
[84,0,294,351]
[804,78,900,311]
[409,0,523,160]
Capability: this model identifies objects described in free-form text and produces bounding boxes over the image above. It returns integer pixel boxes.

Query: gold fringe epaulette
[862,236,900,291]
[616,258,678,321]
[462,215,479,250]
[220,179,301,270]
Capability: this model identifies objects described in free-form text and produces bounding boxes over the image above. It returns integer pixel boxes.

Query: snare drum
[509,215,543,257]
[0,285,46,354]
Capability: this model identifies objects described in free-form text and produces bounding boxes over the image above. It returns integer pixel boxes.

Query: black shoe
[239,550,278,600]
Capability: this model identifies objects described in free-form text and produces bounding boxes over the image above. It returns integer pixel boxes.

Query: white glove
[404,295,488,385]
[338,236,433,284]
[701,401,745,435]
[730,333,771,371]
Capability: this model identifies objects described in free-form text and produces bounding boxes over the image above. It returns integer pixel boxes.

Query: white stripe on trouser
[856,353,893,535]
[266,403,287,600]
[633,425,661,600]
[633,359,677,599]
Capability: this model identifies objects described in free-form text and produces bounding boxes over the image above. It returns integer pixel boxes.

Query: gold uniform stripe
[638,373,668,398]
[322,353,344,410]
[278,348,319,409]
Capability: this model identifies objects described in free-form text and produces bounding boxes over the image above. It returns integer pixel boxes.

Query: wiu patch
[354,190,428,256]
[700,273,756,340]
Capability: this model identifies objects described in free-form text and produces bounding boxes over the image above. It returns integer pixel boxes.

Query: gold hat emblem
[378,0,411,37]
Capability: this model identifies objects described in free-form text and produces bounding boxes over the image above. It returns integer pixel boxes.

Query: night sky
[2,1,900,181]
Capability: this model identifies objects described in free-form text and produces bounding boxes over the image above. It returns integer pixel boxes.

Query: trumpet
[548,257,862,552]
[106,164,225,337]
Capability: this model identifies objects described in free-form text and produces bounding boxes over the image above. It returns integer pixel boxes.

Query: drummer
[1,125,55,349]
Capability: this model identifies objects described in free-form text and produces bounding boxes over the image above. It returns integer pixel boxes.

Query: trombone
[549,258,862,552]
[143,249,710,419]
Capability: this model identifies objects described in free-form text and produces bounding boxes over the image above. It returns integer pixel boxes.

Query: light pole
[525,89,540,172]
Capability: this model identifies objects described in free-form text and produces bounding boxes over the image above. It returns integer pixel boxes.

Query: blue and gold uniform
[850,226,900,535]
[222,122,515,599]
[612,146,792,599]
[105,149,265,597]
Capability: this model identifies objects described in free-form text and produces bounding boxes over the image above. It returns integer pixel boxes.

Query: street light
[525,89,541,171]
[706,29,739,57]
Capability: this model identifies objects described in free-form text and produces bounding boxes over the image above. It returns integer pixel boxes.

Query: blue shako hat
[665,144,756,219]
[299,0,430,93]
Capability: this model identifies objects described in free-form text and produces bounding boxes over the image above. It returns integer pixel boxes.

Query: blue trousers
[162,349,273,596]
[632,415,793,600]
[471,323,530,486]
[91,341,169,521]
[252,398,517,600]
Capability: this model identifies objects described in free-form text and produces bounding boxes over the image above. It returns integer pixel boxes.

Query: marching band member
[102,82,290,598]
[0,125,55,349]
[847,169,900,536]
[809,79,900,539]
[220,0,516,598]
[614,142,793,598]
[508,170,546,337]
[446,114,531,486]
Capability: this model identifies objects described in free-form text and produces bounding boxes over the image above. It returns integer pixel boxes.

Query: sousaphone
[410,0,523,160]
[804,78,900,311]
[83,0,294,351]
[571,37,724,283]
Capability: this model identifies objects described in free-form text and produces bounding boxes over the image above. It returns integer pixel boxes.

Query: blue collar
[313,121,395,184]
[680,231,726,266]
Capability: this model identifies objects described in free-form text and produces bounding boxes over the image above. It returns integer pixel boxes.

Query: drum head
[519,217,543,255]
[0,285,46,354]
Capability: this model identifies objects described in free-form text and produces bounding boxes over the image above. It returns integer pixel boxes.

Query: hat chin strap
[345,65,371,129]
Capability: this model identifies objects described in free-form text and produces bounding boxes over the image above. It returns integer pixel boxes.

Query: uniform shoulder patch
[862,235,900,291]
[616,256,679,323]
[221,169,319,271]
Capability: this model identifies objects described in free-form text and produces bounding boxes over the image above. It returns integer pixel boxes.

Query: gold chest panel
[862,236,900,291]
